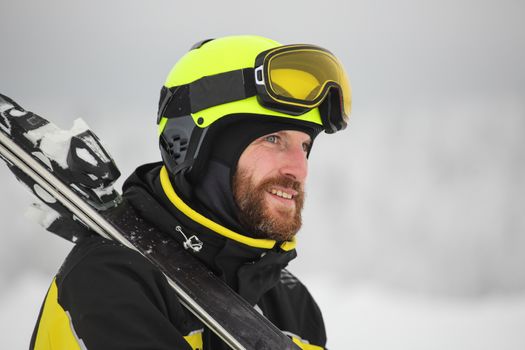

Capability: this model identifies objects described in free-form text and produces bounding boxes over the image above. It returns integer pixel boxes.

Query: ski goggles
[158,44,351,133]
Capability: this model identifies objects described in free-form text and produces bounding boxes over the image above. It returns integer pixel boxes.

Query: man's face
[232,130,312,241]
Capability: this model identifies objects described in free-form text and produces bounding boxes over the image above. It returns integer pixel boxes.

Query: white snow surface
[81,134,110,163]
[33,184,57,204]
[31,151,53,170]
[9,108,27,117]
[307,276,525,350]
[2,273,525,349]
[92,184,114,198]
[24,118,90,169]
[25,202,60,229]
[76,147,98,166]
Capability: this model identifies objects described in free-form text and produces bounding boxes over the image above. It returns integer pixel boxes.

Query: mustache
[260,176,304,196]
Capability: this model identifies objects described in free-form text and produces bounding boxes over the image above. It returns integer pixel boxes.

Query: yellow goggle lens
[267,49,351,118]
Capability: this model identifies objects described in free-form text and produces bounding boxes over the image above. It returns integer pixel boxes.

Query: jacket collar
[159,166,296,251]
[122,162,297,304]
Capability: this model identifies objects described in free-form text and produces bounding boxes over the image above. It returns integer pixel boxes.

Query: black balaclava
[188,115,322,238]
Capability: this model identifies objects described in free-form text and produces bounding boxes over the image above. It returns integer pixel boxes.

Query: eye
[264,134,280,144]
[302,141,312,153]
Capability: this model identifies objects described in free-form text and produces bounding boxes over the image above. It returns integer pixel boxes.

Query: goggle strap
[160,69,257,120]
[190,69,256,113]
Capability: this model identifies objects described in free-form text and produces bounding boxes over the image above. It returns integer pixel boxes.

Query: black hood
[188,116,321,238]
[122,162,297,305]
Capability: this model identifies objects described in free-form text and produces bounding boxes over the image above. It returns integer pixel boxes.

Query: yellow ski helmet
[158,35,351,176]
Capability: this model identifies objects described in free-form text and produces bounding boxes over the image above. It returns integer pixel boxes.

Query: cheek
[249,159,275,185]
[237,149,274,184]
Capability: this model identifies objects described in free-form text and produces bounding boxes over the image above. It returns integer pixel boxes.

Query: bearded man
[30,35,351,350]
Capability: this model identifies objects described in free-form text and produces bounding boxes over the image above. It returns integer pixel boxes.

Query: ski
[0,93,300,350]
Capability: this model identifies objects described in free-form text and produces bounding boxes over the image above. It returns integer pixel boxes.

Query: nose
[279,144,308,183]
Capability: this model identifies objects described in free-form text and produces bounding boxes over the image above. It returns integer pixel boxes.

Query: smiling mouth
[269,188,294,200]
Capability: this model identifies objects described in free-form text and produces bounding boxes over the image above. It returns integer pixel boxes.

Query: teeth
[271,189,293,199]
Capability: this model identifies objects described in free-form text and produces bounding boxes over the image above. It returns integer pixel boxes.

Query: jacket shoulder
[34,236,200,350]
[260,268,327,348]
[57,235,147,280]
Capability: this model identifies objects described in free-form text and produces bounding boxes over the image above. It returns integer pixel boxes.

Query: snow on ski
[0,93,300,350]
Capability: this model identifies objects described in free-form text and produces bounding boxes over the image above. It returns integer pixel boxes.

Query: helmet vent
[161,134,188,162]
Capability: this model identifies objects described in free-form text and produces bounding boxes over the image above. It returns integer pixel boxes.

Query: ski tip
[0,93,23,111]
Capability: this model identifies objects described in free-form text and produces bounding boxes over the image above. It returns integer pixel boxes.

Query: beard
[232,168,305,241]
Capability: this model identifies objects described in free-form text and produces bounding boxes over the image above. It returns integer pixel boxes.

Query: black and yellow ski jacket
[30,163,327,349]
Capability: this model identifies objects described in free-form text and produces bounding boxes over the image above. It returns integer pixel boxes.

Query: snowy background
[1,0,525,348]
